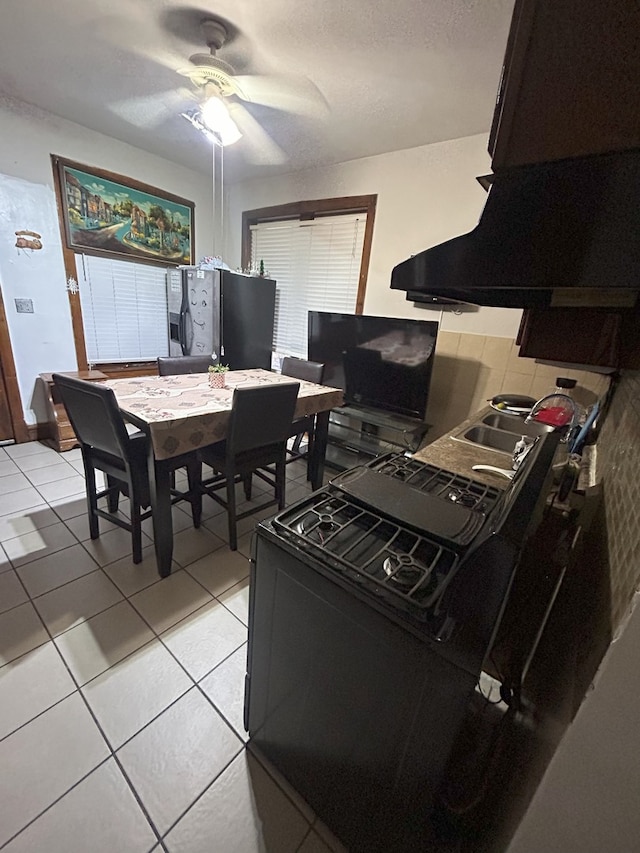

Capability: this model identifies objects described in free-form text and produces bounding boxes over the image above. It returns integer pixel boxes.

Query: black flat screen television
[308,311,438,420]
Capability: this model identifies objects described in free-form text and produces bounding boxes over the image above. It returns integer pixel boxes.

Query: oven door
[245,528,477,853]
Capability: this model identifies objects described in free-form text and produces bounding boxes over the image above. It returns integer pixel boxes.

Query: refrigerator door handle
[179,307,192,355]
[219,290,225,358]
[178,311,189,355]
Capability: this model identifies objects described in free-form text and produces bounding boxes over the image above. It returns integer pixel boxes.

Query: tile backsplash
[426,331,610,440]
[591,370,640,634]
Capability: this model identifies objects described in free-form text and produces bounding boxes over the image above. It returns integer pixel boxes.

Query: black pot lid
[491,394,537,408]
[490,394,537,413]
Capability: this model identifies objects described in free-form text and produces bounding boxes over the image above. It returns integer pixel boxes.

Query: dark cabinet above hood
[391,149,640,309]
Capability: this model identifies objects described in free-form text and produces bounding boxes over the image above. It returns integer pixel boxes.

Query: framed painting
[52,156,195,267]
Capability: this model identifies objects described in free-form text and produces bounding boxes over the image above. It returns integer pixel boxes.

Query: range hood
[391,148,640,309]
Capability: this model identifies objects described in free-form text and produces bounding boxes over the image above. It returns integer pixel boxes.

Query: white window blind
[76,255,169,363]
[250,212,366,359]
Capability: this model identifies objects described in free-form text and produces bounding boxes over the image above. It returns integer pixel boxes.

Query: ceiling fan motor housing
[183,19,237,95]
[201,19,227,51]
[184,56,236,94]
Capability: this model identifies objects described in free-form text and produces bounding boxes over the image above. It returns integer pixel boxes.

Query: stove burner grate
[370,454,502,512]
[295,512,339,541]
[383,553,430,590]
[276,491,459,611]
[447,489,481,508]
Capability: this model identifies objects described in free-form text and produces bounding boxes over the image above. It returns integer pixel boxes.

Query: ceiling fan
[176,18,327,162]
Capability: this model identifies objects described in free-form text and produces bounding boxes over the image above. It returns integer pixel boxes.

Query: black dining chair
[281,357,325,476]
[157,354,217,490]
[52,373,202,564]
[198,382,300,550]
[157,355,213,375]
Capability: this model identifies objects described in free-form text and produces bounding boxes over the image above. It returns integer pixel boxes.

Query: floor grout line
[2,582,167,851]
[0,676,75,745]
[0,605,159,849]
[155,745,245,843]
[0,756,115,852]
[0,443,322,851]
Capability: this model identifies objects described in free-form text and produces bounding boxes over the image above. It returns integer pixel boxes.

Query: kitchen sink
[459,425,522,454]
[482,413,552,438]
[451,411,553,455]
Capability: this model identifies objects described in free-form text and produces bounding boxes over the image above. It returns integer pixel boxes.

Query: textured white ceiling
[0,0,514,182]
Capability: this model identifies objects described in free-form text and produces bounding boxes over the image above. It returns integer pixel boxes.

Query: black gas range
[245,433,560,852]
[315,452,502,547]
[268,441,554,638]
[357,452,503,513]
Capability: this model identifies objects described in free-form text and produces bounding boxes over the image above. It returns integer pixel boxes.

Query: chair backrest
[227,383,300,455]
[281,357,325,385]
[52,374,135,461]
[157,355,213,376]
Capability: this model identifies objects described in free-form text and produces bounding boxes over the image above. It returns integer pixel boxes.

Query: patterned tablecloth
[103,368,344,461]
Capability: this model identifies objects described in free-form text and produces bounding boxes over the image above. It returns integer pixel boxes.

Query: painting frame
[52,155,195,267]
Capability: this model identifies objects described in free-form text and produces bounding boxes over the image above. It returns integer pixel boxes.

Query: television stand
[325,404,430,471]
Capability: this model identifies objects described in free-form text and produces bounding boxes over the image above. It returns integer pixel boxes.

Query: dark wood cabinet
[517,309,640,369]
[490,0,640,169]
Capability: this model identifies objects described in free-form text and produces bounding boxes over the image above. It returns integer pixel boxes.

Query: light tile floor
[0,440,347,853]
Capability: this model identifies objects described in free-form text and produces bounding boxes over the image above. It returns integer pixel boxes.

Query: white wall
[224,133,523,339]
[0,95,524,429]
[0,95,213,425]
[0,173,77,419]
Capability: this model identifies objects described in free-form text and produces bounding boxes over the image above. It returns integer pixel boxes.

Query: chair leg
[128,482,144,564]
[276,457,287,510]
[131,520,143,563]
[227,473,238,551]
[106,475,120,513]
[243,474,252,501]
[186,460,202,529]
[83,459,100,541]
[291,432,304,455]
[306,423,315,481]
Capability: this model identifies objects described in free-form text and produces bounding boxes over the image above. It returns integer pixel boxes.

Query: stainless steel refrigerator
[167,267,276,369]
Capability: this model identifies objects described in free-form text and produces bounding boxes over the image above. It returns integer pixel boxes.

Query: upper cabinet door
[489,0,640,169]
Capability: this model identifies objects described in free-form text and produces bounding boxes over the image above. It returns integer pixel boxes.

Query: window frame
[241,195,377,317]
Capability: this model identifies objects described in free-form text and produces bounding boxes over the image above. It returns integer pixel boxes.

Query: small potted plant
[208,363,229,389]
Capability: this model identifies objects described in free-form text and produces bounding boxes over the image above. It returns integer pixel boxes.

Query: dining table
[102,368,344,577]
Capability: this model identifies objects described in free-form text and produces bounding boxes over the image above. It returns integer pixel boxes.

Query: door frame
[0,286,29,443]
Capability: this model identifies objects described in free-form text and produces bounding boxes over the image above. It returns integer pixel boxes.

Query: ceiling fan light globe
[201,96,230,130]
[201,96,241,146]
[218,123,242,146]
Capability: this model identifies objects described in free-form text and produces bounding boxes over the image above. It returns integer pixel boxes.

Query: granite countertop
[413,405,518,489]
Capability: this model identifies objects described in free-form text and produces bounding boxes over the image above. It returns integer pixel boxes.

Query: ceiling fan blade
[232,75,328,117]
[227,103,288,166]
[92,11,187,73]
[110,88,195,129]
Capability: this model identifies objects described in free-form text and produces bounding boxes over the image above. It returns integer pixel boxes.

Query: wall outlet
[15,298,34,314]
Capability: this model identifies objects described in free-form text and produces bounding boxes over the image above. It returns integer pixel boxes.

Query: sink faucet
[525,392,580,441]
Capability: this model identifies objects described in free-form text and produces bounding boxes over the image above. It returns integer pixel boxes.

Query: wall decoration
[53,156,195,266]
[15,229,43,252]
